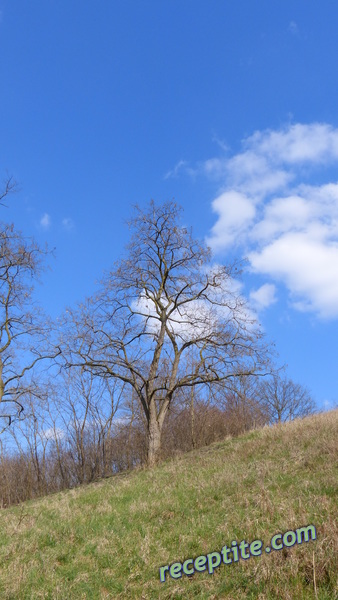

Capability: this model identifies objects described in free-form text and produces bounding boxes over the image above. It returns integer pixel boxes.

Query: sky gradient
[0,1,337,411]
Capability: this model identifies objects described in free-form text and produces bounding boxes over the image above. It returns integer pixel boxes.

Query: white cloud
[249,233,338,318]
[40,213,51,229]
[132,293,215,341]
[204,123,338,319]
[206,191,256,250]
[131,270,258,343]
[250,284,277,311]
[265,123,338,163]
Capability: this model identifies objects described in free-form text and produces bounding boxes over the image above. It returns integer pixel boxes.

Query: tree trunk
[146,411,162,468]
[145,393,171,467]
[190,385,196,449]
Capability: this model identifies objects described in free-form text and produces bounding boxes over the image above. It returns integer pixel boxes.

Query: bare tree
[0,178,59,431]
[55,368,123,483]
[63,200,271,466]
[256,373,315,424]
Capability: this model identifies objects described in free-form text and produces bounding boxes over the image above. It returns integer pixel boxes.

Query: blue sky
[0,1,337,411]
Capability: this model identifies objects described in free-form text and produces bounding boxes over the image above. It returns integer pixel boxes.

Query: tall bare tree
[0,177,58,431]
[63,200,271,466]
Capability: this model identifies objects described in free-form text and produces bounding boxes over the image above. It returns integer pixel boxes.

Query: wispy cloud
[62,217,74,231]
[211,133,229,152]
[203,123,338,319]
[288,21,299,35]
[164,160,197,180]
[322,398,338,411]
[40,213,51,230]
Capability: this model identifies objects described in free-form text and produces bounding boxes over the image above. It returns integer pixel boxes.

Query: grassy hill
[0,410,337,599]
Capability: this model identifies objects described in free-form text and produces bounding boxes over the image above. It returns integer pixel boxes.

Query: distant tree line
[0,367,314,508]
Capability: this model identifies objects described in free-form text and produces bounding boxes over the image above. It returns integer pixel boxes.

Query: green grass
[0,410,337,599]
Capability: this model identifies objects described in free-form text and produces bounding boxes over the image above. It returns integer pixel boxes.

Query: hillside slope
[0,410,337,599]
